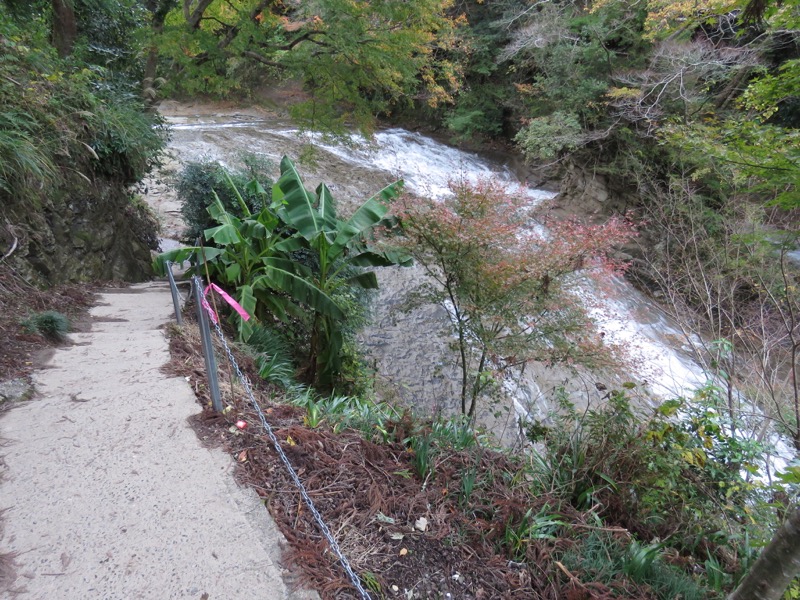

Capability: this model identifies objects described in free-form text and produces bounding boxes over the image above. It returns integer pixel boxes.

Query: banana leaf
[152,246,224,276]
[274,156,334,241]
[253,260,345,321]
[347,251,404,268]
[345,271,379,289]
[330,181,403,261]
[236,284,257,341]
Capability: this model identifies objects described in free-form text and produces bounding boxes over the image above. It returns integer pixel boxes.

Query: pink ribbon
[202,283,251,324]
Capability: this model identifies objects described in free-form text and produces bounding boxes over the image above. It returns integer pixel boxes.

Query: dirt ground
[0,265,95,383]
[164,309,668,600]
[0,280,318,599]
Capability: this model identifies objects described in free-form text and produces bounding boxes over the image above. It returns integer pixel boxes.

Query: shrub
[177,154,274,241]
[515,111,585,161]
[558,530,714,599]
[22,311,70,342]
[528,387,770,573]
[247,324,297,389]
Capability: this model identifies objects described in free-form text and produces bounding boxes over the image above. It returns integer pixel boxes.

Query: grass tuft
[21,311,70,342]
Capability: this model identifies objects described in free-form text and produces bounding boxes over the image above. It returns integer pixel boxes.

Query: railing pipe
[165,261,183,325]
[193,276,223,412]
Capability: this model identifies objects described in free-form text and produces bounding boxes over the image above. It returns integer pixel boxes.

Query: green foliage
[0,110,56,193]
[783,580,800,600]
[177,156,274,241]
[0,4,166,282]
[285,385,400,440]
[559,531,714,599]
[662,119,800,209]
[246,324,297,389]
[445,86,505,140]
[515,111,584,161]
[500,0,647,124]
[156,0,464,133]
[430,416,477,451]
[83,88,168,184]
[411,433,435,481]
[156,156,407,389]
[0,8,166,194]
[268,156,408,387]
[528,388,769,562]
[502,504,565,561]
[22,311,70,342]
[459,463,478,508]
[73,0,150,75]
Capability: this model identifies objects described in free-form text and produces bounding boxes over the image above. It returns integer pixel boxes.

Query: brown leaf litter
[164,309,667,600]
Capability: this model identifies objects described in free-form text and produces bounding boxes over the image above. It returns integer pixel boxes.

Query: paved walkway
[0,282,316,599]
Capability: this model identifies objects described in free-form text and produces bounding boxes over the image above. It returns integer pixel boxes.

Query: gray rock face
[2,178,156,286]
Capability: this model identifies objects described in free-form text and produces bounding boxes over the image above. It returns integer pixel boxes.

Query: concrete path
[0,282,316,599]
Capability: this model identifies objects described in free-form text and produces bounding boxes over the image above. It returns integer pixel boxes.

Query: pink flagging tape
[202,283,251,324]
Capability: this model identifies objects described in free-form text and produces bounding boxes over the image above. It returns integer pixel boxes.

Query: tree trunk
[729,505,800,600]
[51,0,77,58]
[142,1,178,102]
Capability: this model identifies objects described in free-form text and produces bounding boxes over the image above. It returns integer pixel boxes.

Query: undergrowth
[21,311,70,342]
[165,305,776,598]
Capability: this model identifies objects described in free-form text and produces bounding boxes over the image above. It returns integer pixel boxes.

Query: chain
[194,279,373,600]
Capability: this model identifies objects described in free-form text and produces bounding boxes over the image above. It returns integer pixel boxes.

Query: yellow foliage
[605,86,642,100]
[682,447,707,467]
[591,0,744,38]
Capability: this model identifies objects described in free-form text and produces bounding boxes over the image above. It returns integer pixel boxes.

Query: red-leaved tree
[390,177,635,419]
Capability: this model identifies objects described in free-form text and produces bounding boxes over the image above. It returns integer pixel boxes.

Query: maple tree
[390,177,634,419]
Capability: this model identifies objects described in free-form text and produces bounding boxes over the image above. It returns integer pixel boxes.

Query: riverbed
[145,101,779,452]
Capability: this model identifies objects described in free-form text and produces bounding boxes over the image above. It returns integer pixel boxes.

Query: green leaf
[207,193,240,226]
[274,236,305,253]
[241,220,269,241]
[253,288,290,322]
[237,285,256,341]
[330,180,403,260]
[152,246,224,275]
[345,271,379,289]
[223,169,251,217]
[254,262,345,321]
[225,262,242,283]
[204,223,241,245]
[275,156,323,241]
[315,182,337,233]
[777,466,800,485]
[271,182,285,208]
[245,178,268,201]
[657,399,683,417]
[267,256,314,278]
[348,251,402,268]
[254,208,279,232]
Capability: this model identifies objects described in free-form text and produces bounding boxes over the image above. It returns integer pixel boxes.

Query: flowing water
[148,105,795,464]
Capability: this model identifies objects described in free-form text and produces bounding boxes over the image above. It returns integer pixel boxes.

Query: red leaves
[393,175,636,310]
[388,175,637,381]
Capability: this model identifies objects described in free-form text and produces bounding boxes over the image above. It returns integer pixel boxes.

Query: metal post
[165,261,183,325]
[195,237,203,277]
[193,276,223,412]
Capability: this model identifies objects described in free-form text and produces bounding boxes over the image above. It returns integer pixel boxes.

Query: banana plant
[155,156,409,386]
[154,178,344,341]
[271,155,410,387]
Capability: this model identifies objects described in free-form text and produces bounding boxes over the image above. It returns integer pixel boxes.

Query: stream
[147,103,794,467]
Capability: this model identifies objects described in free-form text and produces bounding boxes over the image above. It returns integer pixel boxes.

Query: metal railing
[162,263,372,600]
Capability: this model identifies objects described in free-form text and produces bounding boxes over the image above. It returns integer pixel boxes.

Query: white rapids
[152,111,795,474]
